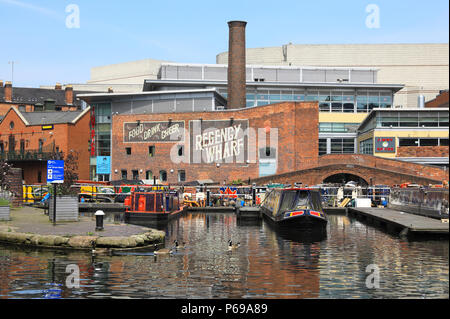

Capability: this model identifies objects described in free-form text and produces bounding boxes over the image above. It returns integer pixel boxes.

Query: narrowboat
[260,187,327,229]
[124,189,184,225]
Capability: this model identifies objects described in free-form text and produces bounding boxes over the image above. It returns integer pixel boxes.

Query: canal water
[0,212,448,299]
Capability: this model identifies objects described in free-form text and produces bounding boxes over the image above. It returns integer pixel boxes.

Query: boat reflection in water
[260,187,328,233]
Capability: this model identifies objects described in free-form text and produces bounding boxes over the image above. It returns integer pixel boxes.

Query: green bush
[0,199,10,206]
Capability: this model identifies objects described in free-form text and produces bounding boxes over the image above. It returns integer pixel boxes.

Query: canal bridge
[251,154,448,186]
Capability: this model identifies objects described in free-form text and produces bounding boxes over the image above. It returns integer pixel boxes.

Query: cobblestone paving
[0,206,152,237]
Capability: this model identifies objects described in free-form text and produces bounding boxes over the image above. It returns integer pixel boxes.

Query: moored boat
[260,187,327,230]
[124,189,184,225]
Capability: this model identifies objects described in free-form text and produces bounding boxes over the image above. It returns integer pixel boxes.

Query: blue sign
[96,156,111,174]
[47,160,64,183]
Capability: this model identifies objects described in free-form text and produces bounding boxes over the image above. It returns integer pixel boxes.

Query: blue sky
[0,0,448,87]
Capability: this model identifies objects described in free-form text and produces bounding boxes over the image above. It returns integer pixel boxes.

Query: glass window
[178,170,186,182]
[305,91,318,101]
[331,102,342,112]
[126,147,131,155]
[296,191,311,209]
[419,114,439,127]
[379,94,392,108]
[146,170,153,180]
[281,91,293,100]
[160,170,167,182]
[399,114,418,127]
[132,170,139,180]
[331,138,355,154]
[149,146,155,157]
[319,123,332,132]
[319,139,327,155]
[342,139,355,153]
[439,113,449,127]
[343,93,355,102]
[319,91,331,102]
[420,139,438,146]
[121,170,127,180]
[319,102,330,112]
[279,191,297,212]
[356,95,368,112]
[440,139,449,146]
[343,103,354,113]
[399,138,419,147]
[293,91,305,101]
[331,92,343,101]
[359,138,373,155]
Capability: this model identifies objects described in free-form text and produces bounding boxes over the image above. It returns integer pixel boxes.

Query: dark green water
[0,212,448,299]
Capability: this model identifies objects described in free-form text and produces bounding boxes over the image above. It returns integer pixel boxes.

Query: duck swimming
[228,240,240,250]
[174,240,186,249]
[153,243,173,255]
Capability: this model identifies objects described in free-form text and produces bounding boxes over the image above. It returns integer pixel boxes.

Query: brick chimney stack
[0,80,4,87]
[227,20,247,109]
[55,83,62,90]
[65,85,73,105]
[4,81,12,102]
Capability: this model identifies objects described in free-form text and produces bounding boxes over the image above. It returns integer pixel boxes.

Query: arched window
[146,170,153,180]
[159,170,167,182]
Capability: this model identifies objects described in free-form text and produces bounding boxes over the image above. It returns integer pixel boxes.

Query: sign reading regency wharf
[190,120,248,164]
[123,120,249,164]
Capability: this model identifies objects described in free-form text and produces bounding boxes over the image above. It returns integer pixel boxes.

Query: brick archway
[320,170,369,186]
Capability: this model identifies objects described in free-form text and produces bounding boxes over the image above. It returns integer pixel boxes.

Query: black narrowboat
[260,188,327,229]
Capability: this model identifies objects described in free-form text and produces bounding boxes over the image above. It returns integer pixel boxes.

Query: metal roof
[143,79,404,92]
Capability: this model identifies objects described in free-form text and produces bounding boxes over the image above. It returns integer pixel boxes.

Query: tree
[49,150,79,196]
[60,150,79,196]
[0,159,13,191]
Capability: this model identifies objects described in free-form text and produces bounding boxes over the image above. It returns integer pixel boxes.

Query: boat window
[279,191,297,212]
[310,192,323,211]
[155,193,163,212]
[296,191,311,209]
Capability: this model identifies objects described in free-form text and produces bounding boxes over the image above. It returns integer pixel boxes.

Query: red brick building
[110,101,318,184]
[425,90,449,108]
[0,81,83,117]
[0,106,91,184]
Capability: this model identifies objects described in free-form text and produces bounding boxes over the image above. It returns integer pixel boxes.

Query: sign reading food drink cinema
[124,121,185,143]
[189,120,248,164]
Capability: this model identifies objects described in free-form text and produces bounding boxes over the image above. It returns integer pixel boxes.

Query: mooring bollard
[95,210,105,231]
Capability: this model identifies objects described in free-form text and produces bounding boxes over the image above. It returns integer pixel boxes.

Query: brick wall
[0,108,90,184]
[397,146,449,158]
[111,102,319,184]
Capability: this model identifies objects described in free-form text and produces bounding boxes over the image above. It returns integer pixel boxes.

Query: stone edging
[0,229,165,252]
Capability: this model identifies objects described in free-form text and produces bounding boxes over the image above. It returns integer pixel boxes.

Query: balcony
[0,150,56,162]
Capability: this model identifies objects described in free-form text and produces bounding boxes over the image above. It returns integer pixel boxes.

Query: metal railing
[0,150,55,161]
